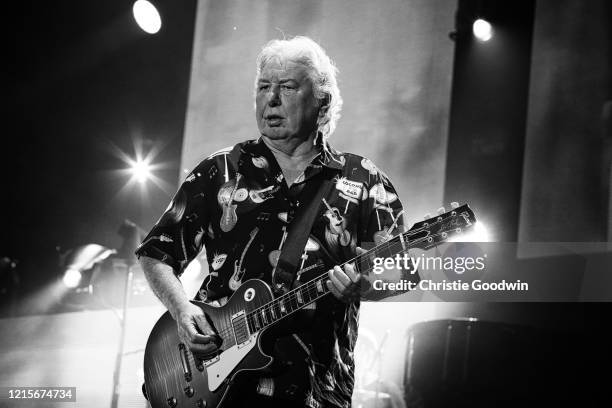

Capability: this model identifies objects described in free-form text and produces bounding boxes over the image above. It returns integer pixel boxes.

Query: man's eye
[258,85,270,91]
[281,85,295,90]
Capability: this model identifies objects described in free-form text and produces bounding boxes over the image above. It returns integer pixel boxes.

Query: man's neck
[261,134,321,186]
[261,134,321,167]
[262,134,319,158]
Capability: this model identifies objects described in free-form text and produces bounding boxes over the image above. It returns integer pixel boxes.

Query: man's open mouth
[265,115,284,125]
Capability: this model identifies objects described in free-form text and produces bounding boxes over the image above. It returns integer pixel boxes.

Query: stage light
[470,222,491,241]
[107,138,175,195]
[450,221,491,242]
[473,19,493,42]
[132,0,162,34]
[130,159,152,184]
[60,244,116,290]
[63,269,82,288]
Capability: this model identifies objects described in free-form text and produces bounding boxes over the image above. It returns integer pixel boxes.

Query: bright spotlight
[132,0,162,34]
[131,159,152,184]
[63,269,82,288]
[473,18,493,42]
[451,221,491,242]
[108,138,174,194]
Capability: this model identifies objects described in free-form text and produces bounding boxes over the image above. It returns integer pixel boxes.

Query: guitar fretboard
[244,205,474,333]
[244,228,438,333]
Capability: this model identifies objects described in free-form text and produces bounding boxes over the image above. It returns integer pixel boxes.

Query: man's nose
[267,85,281,106]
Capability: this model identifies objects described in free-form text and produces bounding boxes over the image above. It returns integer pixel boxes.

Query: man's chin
[260,129,290,140]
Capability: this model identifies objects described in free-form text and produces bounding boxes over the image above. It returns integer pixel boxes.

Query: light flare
[62,269,82,288]
[132,0,162,34]
[473,19,493,42]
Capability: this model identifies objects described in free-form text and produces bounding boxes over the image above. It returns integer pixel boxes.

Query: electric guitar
[142,203,476,408]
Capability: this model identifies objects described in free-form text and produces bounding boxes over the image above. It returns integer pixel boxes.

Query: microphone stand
[373,330,390,408]
[110,220,142,408]
[110,258,135,408]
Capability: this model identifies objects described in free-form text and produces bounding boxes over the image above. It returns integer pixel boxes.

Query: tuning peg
[424,213,431,219]
[450,202,459,209]
[437,207,446,215]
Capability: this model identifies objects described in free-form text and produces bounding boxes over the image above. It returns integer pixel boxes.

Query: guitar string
[215,234,407,339]
[244,231,438,322]
[207,222,465,341]
[217,232,444,342]
[210,238,404,342]
[208,228,462,343]
[209,229,455,341]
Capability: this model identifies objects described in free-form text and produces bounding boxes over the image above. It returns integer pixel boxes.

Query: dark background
[5,0,611,303]
[5,0,197,296]
[2,1,611,405]
[3,0,611,313]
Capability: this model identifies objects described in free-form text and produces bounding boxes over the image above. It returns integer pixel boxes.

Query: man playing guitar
[136,36,416,408]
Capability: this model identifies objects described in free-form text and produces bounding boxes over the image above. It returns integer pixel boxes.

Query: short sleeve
[360,167,405,246]
[358,162,420,300]
[135,164,211,276]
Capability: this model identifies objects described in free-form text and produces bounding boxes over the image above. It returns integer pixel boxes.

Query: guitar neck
[245,228,441,333]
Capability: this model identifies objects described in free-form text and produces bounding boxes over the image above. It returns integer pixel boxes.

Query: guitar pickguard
[205,333,259,391]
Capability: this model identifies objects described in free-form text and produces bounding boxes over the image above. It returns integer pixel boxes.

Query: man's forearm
[139,255,191,319]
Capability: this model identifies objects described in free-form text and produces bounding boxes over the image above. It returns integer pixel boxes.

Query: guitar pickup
[231,310,251,345]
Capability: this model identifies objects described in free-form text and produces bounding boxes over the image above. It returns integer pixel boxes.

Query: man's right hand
[138,256,220,357]
[174,302,220,357]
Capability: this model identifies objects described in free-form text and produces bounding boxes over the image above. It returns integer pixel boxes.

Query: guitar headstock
[406,203,476,249]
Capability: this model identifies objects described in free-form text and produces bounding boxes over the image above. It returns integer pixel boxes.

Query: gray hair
[255,36,343,142]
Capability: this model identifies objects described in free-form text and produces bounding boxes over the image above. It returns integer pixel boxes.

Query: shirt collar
[243,137,345,172]
[317,143,345,171]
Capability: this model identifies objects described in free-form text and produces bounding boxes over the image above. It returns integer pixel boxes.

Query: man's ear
[318,95,331,118]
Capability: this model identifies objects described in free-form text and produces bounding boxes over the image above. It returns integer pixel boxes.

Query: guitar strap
[272,176,333,294]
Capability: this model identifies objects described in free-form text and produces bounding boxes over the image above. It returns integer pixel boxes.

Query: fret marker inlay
[316,280,324,293]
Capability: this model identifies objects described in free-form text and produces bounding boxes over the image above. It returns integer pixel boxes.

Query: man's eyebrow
[257,78,298,84]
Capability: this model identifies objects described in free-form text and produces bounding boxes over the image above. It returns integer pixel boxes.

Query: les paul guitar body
[143,280,275,408]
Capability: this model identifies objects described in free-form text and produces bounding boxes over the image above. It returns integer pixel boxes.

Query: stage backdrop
[181,0,455,225]
[519,0,612,242]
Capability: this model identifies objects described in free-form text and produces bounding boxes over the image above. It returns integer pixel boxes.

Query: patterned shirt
[136,137,404,408]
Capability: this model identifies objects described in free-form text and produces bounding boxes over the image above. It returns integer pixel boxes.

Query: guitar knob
[196,398,207,407]
[437,207,446,215]
[167,396,177,407]
[196,358,205,372]
[184,386,194,397]
[450,201,459,209]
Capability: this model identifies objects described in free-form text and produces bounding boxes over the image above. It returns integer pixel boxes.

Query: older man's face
[255,59,321,143]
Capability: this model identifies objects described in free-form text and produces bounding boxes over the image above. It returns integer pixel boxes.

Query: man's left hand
[326,247,366,303]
